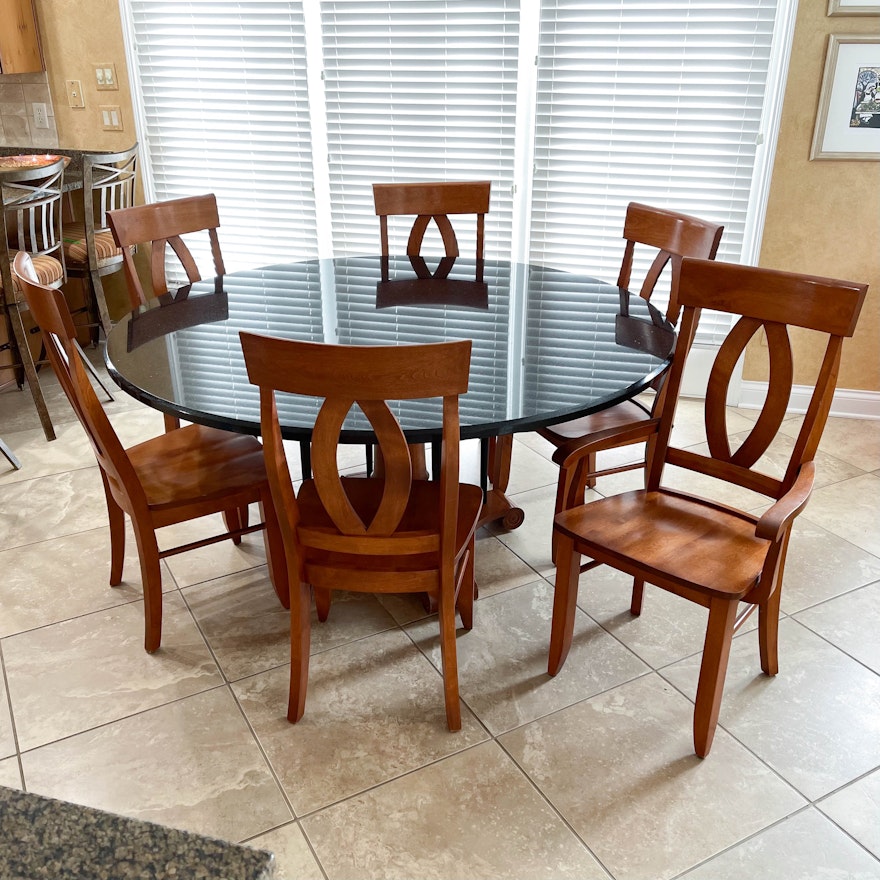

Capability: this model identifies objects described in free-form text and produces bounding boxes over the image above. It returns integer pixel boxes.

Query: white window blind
[530,0,778,344]
[318,0,520,259]
[124,1,319,271]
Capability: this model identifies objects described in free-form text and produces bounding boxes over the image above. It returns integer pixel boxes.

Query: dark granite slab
[0,786,275,879]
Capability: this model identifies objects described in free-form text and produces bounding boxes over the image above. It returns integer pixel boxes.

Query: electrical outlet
[32,103,49,129]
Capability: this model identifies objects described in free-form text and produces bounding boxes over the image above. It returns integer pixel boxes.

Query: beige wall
[751,1,879,391]
[29,0,880,392]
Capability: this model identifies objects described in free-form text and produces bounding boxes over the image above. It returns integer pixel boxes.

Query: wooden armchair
[373,181,491,263]
[548,257,867,756]
[0,157,67,440]
[13,252,289,654]
[240,333,482,730]
[62,144,139,333]
[539,203,724,523]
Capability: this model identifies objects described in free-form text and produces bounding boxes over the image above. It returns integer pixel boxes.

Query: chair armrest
[551,419,661,468]
[755,461,815,542]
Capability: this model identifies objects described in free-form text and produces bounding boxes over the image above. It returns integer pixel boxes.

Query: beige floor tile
[21,687,291,841]
[474,531,543,599]
[574,566,756,670]
[303,741,607,880]
[0,526,175,639]
[0,757,22,790]
[680,807,880,879]
[0,466,108,551]
[515,431,556,460]
[795,582,880,675]
[232,629,488,815]
[407,579,647,734]
[0,419,93,486]
[0,377,79,436]
[501,675,805,880]
[5,593,222,751]
[780,520,880,614]
[246,822,324,880]
[105,403,170,448]
[159,509,270,587]
[669,400,757,449]
[0,673,15,759]
[184,571,396,681]
[818,768,880,860]
[780,415,880,473]
[505,442,563,495]
[800,474,880,557]
[661,618,880,800]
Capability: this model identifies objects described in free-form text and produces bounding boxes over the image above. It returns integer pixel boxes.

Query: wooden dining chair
[539,203,724,524]
[549,257,867,757]
[13,251,289,654]
[108,192,225,431]
[373,181,491,262]
[0,157,67,440]
[63,144,139,334]
[107,192,225,310]
[240,333,483,730]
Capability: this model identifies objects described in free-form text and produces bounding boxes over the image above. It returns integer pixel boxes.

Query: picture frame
[828,0,880,16]
[810,34,880,160]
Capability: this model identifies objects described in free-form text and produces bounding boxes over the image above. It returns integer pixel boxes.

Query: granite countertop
[0,786,275,879]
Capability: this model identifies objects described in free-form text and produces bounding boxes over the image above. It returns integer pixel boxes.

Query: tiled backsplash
[0,72,58,148]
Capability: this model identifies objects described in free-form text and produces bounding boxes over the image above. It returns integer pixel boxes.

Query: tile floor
[2,357,880,880]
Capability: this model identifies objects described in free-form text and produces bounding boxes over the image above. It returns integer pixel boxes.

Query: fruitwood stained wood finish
[108,193,225,432]
[539,203,724,519]
[241,333,482,731]
[13,252,289,654]
[549,257,867,757]
[373,181,491,262]
[64,144,139,334]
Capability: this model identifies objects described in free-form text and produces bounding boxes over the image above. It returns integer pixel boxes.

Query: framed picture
[828,0,880,16]
[810,34,880,160]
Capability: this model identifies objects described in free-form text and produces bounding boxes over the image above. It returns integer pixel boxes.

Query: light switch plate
[94,62,118,90]
[65,80,85,109]
[99,104,123,131]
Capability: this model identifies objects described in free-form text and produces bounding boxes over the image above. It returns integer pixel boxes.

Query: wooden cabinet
[0,0,43,74]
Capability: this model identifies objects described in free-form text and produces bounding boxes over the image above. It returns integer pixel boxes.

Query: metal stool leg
[0,437,21,470]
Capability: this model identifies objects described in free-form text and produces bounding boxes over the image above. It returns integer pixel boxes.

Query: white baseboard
[737,381,880,420]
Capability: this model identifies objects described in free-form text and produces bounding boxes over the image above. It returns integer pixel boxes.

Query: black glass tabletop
[105,256,675,442]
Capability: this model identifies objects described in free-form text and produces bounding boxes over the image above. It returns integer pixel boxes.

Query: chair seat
[540,398,652,442]
[62,223,124,266]
[297,477,483,579]
[127,423,268,512]
[554,488,769,599]
[1,255,63,291]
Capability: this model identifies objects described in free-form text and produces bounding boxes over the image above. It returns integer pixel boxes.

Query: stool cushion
[62,223,123,265]
[2,255,64,291]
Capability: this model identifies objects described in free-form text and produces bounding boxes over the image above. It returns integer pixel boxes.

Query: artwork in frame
[811,34,880,160]
[828,0,880,16]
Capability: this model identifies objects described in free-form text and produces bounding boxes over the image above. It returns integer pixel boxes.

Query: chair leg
[630,578,645,616]
[259,496,290,610]
[758,585,782,676]
[287,580,312,723]
[314,587,332,622]
[0,437,21,470]
[131,521,164,653]
[548,531,581,676]
[101,472,126,585]
[89,270,113,335]
[223,507,244,545]
[163,413,181,432]
[8,303,55,441]
[437,565,462,731]
[456,537,476,631]
[693,597,739,757]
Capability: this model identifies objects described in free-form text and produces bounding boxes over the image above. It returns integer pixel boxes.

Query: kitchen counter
[0,786,275,879]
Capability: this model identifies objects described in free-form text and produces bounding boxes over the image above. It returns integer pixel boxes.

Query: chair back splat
[549,256,867,756]
[108,193,225,309]
[373,181,491,261]
[241,333,483,730]
[13,252,289,655]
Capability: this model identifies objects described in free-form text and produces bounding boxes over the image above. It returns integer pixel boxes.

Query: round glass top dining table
[104,255,675,443]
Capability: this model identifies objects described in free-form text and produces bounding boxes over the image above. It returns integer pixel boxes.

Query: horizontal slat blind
[320,0,520,259]
[530,0,777,343]
[127,1,319,272]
